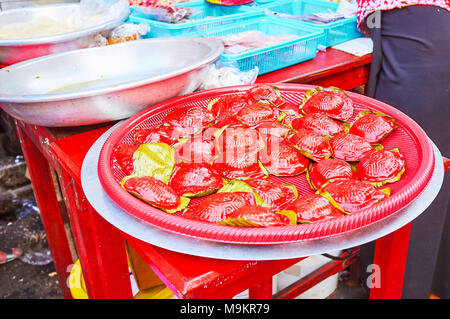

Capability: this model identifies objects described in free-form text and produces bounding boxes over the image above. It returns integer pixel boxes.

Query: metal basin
[0,37,223,127]
[0,3,129,65]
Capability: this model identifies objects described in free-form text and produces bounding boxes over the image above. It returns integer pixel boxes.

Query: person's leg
[374,6,450,155]
[361,5,450,298]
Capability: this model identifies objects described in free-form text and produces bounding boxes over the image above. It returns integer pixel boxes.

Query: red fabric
[357,0,450,30]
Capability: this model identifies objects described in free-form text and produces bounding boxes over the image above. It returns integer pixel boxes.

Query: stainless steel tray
[0,37,223,126]
[0,2,129,65]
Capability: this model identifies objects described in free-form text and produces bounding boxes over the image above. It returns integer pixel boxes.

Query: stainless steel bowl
[0,37,223,127]
[0,3,129,65]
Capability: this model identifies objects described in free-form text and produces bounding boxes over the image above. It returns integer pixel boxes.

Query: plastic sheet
[265,9,341,24]
[195,64,259,91]
[139,5,196,23]
[213,30,298,55]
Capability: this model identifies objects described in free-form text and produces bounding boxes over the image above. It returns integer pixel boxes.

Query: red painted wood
[126,235,302,299]
[369,223,412,299]
[15,125,73,299]
[302,65,370,90]
[88,206,133,299]
[15,121,60,169]
[56,171,105,298]
[50,125,112,185]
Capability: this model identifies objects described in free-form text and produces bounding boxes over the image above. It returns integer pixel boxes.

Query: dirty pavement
[0,113,62,299]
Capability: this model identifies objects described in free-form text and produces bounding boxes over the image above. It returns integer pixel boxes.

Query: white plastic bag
[89,22,150,46]
[196,64,259,91]
[140,5,196,24]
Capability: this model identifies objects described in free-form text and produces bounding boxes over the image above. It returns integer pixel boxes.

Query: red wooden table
[14,48,387,299]
[256,48,372,90]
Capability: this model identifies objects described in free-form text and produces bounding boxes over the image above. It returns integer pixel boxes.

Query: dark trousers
[361,5,450,298]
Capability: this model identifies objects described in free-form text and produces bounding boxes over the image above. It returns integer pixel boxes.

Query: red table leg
[16,126,73,299]
[57,171,105,298]
[88,206,133,299]
[369,223,412,299]
[249,279,273,299]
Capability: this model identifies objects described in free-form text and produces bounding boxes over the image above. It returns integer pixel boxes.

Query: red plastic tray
[98,84,435,245]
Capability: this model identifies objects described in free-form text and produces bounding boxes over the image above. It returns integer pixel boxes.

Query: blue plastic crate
[244,0,363,48]
[198,16,324,75]
[128,1,264,38]
[250,0,278,4]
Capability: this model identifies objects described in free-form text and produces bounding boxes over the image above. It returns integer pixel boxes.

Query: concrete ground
[0,195,63,299]
[0,114,63,299]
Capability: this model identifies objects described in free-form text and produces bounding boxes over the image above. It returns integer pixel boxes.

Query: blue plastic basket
[244,0,363,48]
[128,1,264,38]
[197,16,324,75]
[250,0,278,4]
